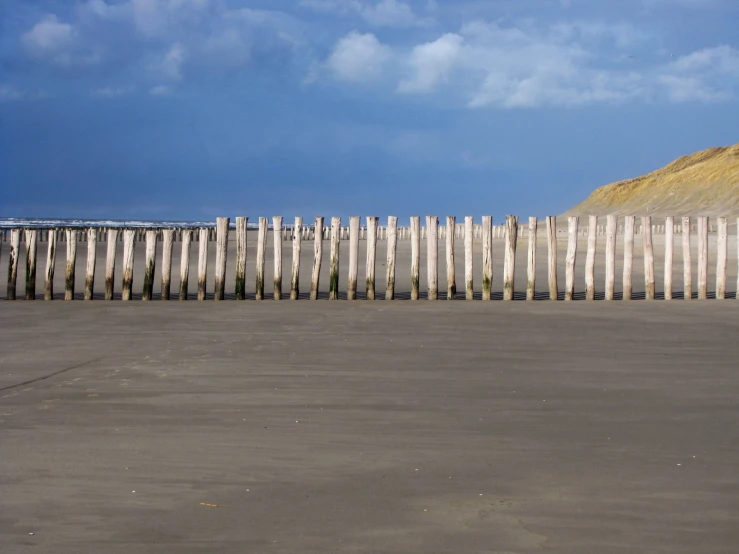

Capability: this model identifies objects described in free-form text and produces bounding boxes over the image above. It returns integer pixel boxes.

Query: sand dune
[565,143,739,216]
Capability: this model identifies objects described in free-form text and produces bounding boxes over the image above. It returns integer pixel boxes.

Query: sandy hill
[564,143,739,217]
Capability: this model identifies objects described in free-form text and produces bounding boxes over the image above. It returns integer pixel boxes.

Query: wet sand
[1,302,739,553]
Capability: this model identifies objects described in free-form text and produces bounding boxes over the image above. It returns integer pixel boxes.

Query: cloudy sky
[1,0,738,222]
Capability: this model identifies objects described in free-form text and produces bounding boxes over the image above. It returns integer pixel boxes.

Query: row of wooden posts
[1,215,734,301]
[0,219,722,244]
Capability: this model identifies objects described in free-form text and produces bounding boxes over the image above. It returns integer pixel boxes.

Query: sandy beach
[1,301,739,553]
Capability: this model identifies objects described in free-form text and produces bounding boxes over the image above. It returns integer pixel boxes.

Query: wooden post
[235,217,247,300]
[7,229,20,300]
[347,216,360,300]
[482,216,492,301]
[642,216,655,300]
[715,217,727,299]
[44,229,57,300]
[142,230,156,301]
[565,216,578,301]
[585,216,597,300]
[465,216,474,300]
[426,216,438,300]
[681,217,692,300]
[546,216,557,301]
[605,215,616,301]
[105,229,118,300]
[410,216,420,300]
[310,216,324,300]
[214,217,229,301]
[504,215,518,301]
[272,216,283,300]
[290,217,302,300]
[329,217,340,300]
[386,216,398,300]
[121,229,135,301]
[623,216,635,300]
[63,228,76,301]
[664,216,674,300]
[445,216,456,300]
[255,217,268,300]
[179,229,192,300]
[84,228,96,300]
[698,216,708,300]
[365,216,378,300]
[526,216,537,301]
[197,228,208,301]
[24,230,37,300]
[160,229,174,300]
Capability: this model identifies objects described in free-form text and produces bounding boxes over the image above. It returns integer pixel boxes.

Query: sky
[1,0,738,223]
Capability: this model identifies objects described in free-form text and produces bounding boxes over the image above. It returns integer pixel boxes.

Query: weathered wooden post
[179,229,192,300]
[386,216,398,300]
[698,216,708,300]
[663,216,674,300]
[716,217,727,299]
[273,216,283,300]
[329,217,341,300]
[445,216,456,300]
[526,216,537,301]
[23,230,38,300]
[288,217,302,300]
[63,228,76,301]
[44,229,57,300]
[160,229,174,300]
[605,214,616,300]
[105,229,118,300]
[464,216,474,300]
[426,216,438,300]
[121,229,135,301]
[504,215,518,301]
[482,216,492,300]
[197,228,208,301]
[365,216,378,300]
[7,229,20,300]
[546,216,557,301]
[642,216,655,300]
[347,216,360,300]
[255,217,268,300]
[565,216,578,301]
[310,216,324,300]
[84,228,96,300]
[214,217,229,301]
[235,217,247,300]
[410,216,420,300]
[142,230,157,301]
[585,216,597,300]
[682,217,692,300]
[622,216,635,300]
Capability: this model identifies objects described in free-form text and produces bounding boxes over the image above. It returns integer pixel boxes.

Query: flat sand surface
[2,302,739,553]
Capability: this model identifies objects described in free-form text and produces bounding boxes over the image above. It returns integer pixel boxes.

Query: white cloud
[93,86,135,97]
[131,0,210,37]
[0,85,24,101]
[22,15,77,65]
[669,45,739,75]
[300,0,429,27]
[21,14,102,66]
[156,42,187,81]
[327,31,390,82]
[659,75,729,102]
[149,85,172,95]
[203,29,251,67]
[398,33,463,93]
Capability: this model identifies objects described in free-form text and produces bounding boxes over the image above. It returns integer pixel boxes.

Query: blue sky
[1,0,738,222]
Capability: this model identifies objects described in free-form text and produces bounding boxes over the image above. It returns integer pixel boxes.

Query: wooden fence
[0,215,735,301]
